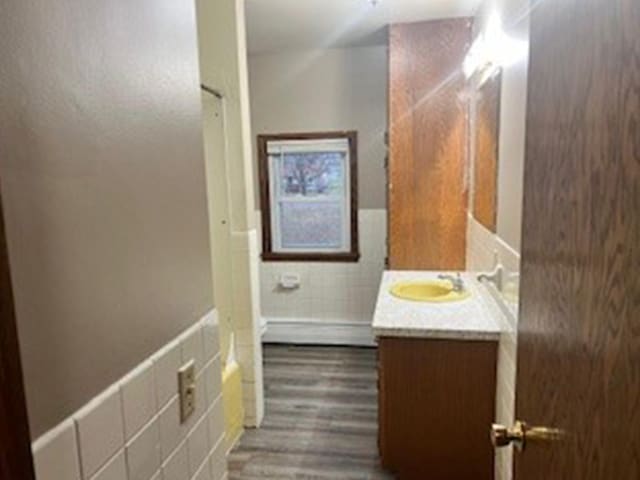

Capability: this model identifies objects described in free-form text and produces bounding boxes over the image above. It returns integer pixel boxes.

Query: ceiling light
[463,13,529,78]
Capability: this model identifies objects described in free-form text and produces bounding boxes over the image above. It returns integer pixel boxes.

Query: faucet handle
[437,272,464,291]
[437,272,461,278]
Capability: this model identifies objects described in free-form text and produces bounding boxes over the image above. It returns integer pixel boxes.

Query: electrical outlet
[178,360,196,423]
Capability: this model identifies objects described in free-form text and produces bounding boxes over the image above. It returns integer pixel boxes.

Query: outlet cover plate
[178,360,196,423]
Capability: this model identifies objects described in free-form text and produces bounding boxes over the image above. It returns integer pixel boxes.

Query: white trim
[267,138,350,153]
[259,317,268,337]
[261,317,376,347]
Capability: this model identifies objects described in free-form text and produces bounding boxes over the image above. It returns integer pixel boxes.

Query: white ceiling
[245,0,482,55]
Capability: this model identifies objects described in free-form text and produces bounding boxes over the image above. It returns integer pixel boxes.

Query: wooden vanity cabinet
[377,337,498,480]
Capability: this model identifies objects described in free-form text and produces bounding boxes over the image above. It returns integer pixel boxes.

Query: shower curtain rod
[200,84,223,99]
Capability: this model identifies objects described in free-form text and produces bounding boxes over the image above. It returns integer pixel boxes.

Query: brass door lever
[491,421,564,451]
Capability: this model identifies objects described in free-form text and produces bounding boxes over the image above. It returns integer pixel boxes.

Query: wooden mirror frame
[471,68,502,233]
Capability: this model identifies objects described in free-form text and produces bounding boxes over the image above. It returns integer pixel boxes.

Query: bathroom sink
[389,280,471,303]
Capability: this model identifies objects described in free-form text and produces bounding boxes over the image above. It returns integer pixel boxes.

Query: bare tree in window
[283,153,336,196]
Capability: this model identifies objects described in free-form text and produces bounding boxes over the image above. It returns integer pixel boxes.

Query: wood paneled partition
[388,19,471,270]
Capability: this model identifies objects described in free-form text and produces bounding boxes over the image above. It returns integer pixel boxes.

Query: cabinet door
[378,337,497,479]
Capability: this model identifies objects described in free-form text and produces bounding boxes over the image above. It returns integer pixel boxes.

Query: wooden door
[514,0,640,478]
[0,191,36,479]
[388,19,470,270]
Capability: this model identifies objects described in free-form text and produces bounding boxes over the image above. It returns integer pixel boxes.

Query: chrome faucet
[438,273,465,292]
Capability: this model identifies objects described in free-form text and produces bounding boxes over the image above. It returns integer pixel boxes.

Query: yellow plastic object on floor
[222,334,244,451]
[389,280,471,303]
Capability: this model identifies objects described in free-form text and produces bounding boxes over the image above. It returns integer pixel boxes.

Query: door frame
[0,190,36,479]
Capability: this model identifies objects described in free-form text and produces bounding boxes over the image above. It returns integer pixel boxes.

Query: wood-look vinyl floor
[228,345,394,480]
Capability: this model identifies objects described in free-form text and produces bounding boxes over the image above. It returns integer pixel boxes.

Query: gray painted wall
[248,46,389,209]
[0,0,213,437]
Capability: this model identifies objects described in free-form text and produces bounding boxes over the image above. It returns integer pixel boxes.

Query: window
[258,132,359,262]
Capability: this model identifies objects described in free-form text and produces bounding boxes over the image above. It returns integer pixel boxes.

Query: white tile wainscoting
[256,209,387,346]
[31,311,227,480]
[466,214,520,480]
[466,214,520,275]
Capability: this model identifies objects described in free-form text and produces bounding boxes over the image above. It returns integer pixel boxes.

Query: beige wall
[248,46,389,209]
[0,0,213,437]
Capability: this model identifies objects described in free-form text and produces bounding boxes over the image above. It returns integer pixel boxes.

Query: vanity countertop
[372,271,502,341]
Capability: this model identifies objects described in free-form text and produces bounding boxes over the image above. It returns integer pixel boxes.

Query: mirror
[471,69,502,232]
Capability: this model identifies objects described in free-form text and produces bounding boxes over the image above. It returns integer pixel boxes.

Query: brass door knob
[491,421,563,451]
